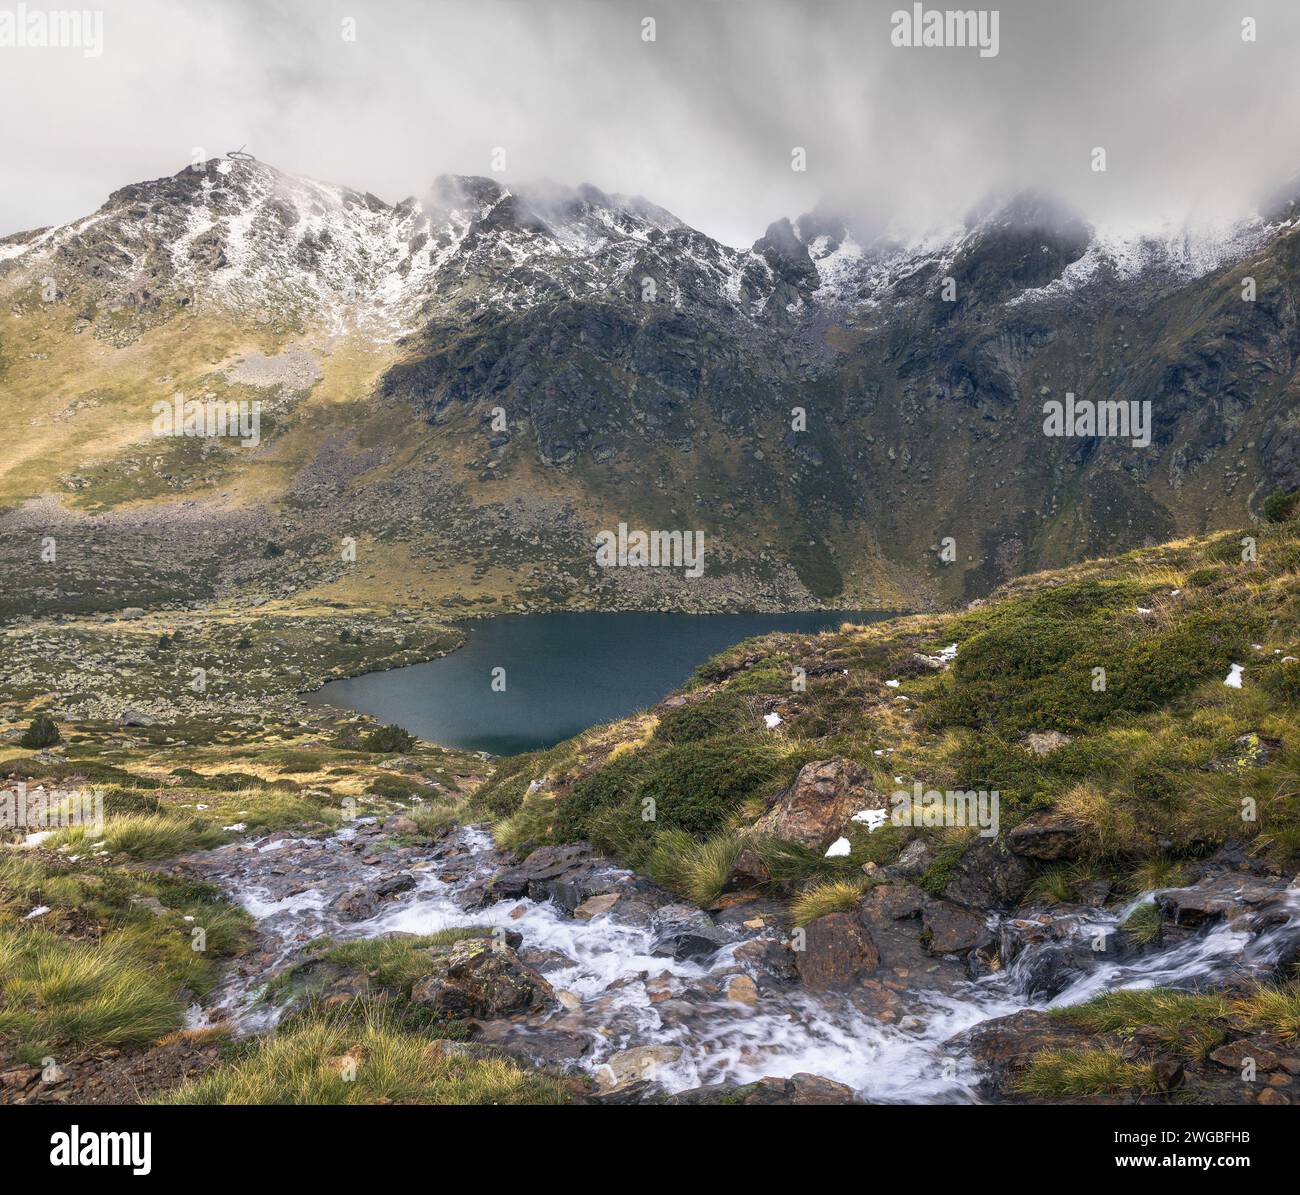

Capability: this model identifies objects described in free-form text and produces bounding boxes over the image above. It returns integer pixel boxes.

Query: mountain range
[2,156,1298,620]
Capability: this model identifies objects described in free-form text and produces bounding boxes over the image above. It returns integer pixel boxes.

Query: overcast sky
[4,0,1300,246]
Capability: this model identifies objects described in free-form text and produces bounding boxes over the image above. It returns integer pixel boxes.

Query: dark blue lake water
[305,610,889,754]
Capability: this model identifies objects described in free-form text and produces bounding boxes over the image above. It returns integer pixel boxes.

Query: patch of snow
[824,836,852,857]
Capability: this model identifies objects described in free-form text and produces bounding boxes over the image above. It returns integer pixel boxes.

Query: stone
[942,836,1034,909]
[1007,812,1084,861]
[890,838,932,878]
[720,846,771,892]
[1257,1088,1291,1105]
[922,900,993,955]
[857,882,926,924]
[1156,873,1290,928]
[329,888,379,922]
[1209,1040,1279,1072]
[374,872,416,898]
[600,1045,683,1087]
[667,1073,860,1105]
[1206,733,1282,773]
[410,938,554,1018]
[651,904,729,961]
[573,893,620,920]
[794,912,880,990]
[725,974,760,1005]
[1022,730,1072,756]
[751,758,884,851]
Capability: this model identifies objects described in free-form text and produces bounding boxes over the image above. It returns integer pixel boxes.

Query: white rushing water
[199,824,1300,1102]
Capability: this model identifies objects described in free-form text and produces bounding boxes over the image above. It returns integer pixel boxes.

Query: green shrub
[19,715,61,749]
[1261,488,1298,524]
[364,724,416,753]
[653,692,754,744]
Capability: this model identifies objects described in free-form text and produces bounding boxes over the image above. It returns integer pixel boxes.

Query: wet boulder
[794,912,880,990]
[922,900,994,956]
[1155,872,1292,929]
[942,835,1035,909]
[329,888,380,922]
[751,758,883,852]
[651,904,730,961]
[667,1072,861,1105]
[410,938,555,1018]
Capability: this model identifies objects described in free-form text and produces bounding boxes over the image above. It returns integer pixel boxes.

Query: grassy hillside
[473,501,1300,907]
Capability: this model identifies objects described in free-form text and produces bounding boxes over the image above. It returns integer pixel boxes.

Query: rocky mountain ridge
[2,157,1299,617]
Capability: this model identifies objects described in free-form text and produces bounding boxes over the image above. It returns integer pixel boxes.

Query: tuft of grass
[156,1009,571,1104]
[1014,1047,1158,1098]
[1126,857,1189,894]
[314,930,492,996]
[1055,782,1141,858]
[643,830,744,906]
[789,878,870,926]
[0,927,185,1051]
[1052,988,1229,1059]
[46,811,226,859]
[1233,982,1300,1040]
[1024,861,1103,906]
[1119,900,1162,946]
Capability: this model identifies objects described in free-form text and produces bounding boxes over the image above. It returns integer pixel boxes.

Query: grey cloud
[3,0,1299,245]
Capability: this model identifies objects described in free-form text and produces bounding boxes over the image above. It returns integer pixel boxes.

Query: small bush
[1261,488,1298,524]
[364,724,416,754]
[19,715,61,749]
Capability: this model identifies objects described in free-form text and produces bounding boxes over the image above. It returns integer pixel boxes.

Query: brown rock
[1257,1088,1291,1105]
[857,882,926,925]
[1209,1040,1279,1072]
[573,893,620,920]
[720,846,771,892]
[725,974,760,1005]
[794,912,880,990]
[752,758,882,852]
[922,900,994,955]
[410,939,554,1018]
[1007,812,1084,861]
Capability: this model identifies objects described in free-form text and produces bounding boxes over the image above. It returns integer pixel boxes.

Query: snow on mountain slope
[0,156,1290,341]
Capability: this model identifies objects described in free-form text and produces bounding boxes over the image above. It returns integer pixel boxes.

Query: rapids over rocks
[175,818,1300,1104]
